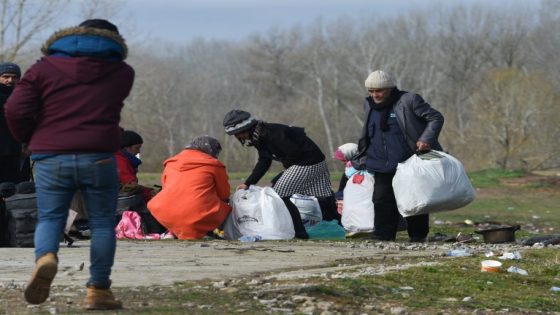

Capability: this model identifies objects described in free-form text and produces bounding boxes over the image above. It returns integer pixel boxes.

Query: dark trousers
[317,192,341,225]
[372,172,429,240]
[281,197,309,239]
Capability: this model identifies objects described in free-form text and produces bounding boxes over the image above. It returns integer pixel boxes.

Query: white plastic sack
[223,185,295,240]
[341,172,375,233]
[393,150,476,217]
[290,194,322,227]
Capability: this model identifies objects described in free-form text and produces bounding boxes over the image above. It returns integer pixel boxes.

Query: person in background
[115,129,155,202]
[223,109,336,239]
[5,19,134,309]
[356,70,444,242]
[0,62,30,183]
[147,135,231,240]
[333,143,359,216]
[333,143,359,199]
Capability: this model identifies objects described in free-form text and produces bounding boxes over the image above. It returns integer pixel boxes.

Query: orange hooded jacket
[147,149,231,239]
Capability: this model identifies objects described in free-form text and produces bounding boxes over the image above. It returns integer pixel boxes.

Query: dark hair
[79,19,119,34]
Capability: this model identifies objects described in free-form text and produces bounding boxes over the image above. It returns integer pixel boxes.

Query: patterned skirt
[273,160,333,198]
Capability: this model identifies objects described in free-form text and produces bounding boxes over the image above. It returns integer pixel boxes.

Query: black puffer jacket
[244,123,325,186]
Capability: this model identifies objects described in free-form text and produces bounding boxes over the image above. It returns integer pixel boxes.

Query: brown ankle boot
[83,285,123,310]
[24,253,58,304]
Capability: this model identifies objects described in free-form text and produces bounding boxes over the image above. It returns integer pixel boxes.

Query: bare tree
[0,0,69,61]
[470,68,558,170]
[79,0,125,20]
[114,1,556,173]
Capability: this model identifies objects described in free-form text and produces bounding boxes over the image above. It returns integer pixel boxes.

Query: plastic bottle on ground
[239,235,263,243]
[506,266,528,275]
[448,249,472,257]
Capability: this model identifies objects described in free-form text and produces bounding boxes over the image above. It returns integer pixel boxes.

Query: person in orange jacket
[147,135,231,240]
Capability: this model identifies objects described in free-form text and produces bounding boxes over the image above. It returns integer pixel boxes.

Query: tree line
[5,0,560,173]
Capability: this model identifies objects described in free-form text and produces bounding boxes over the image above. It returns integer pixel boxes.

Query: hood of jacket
[41,26,128,60]
[40,56,129,84]
[164,149,225,172]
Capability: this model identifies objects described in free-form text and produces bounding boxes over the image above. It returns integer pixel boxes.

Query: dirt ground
[0,237,546,315]
[0,239,443,288]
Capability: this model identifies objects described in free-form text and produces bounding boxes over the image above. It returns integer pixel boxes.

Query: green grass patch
[294,248,560,313]
[468,169,524,188]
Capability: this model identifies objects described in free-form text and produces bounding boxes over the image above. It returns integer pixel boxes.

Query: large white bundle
[223,185,295,240]
[393,150,476,217]
[341,172,374,233]
[290,194,322,227]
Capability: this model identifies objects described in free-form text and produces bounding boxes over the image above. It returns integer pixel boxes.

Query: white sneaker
[161,231,176,239]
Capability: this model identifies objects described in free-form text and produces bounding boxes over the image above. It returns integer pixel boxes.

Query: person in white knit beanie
[355,69,445,243]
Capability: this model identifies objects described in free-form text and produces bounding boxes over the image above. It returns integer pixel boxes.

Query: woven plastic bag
[393,150,476,217]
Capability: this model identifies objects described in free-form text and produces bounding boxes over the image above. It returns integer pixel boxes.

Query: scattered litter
[484,251,494,257]
[499,251,522,260]
[481,260,502,273]
[75,262,84,271]
[464,219,473,225]
[550,287,560,292]
[532,242,545,249]
[399,286,414,290]
[434,220,444,225]
[522,234,560,246]
[456,232,475,243]
[448,249,472,257]
[428,232,455,242]
[532,215,541,219]
[239,235,262,243]
[506,266,528,276]
[462,296,472,302]
[507,206,515,211]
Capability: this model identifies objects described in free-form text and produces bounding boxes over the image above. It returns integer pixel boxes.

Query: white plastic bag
[290,194,322,227]
[341,172,375,233]
[223,186,295,240]
[393,150,476,217]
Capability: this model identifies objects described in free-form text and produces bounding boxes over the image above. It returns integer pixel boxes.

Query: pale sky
[67,0,518,43]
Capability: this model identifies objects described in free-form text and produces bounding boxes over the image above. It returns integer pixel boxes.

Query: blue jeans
[33,153,118,288]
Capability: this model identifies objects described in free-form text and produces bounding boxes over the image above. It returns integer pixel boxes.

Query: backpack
[3,193,38,247]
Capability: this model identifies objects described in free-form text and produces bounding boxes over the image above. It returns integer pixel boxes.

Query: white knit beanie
[364,70,396,89]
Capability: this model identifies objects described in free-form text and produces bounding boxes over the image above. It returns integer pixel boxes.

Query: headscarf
[334,143,358,162]
[186,135,222,158]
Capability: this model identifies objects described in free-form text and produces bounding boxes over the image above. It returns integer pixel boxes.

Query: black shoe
[295,233,309,240]
[409,237,426,243]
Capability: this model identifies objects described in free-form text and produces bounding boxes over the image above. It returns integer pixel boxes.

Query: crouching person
[223,110,335,239]
[4,19,133,309]
[148,136,232,239]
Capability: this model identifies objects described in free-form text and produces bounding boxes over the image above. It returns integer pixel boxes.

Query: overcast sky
[95,0,515,43]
